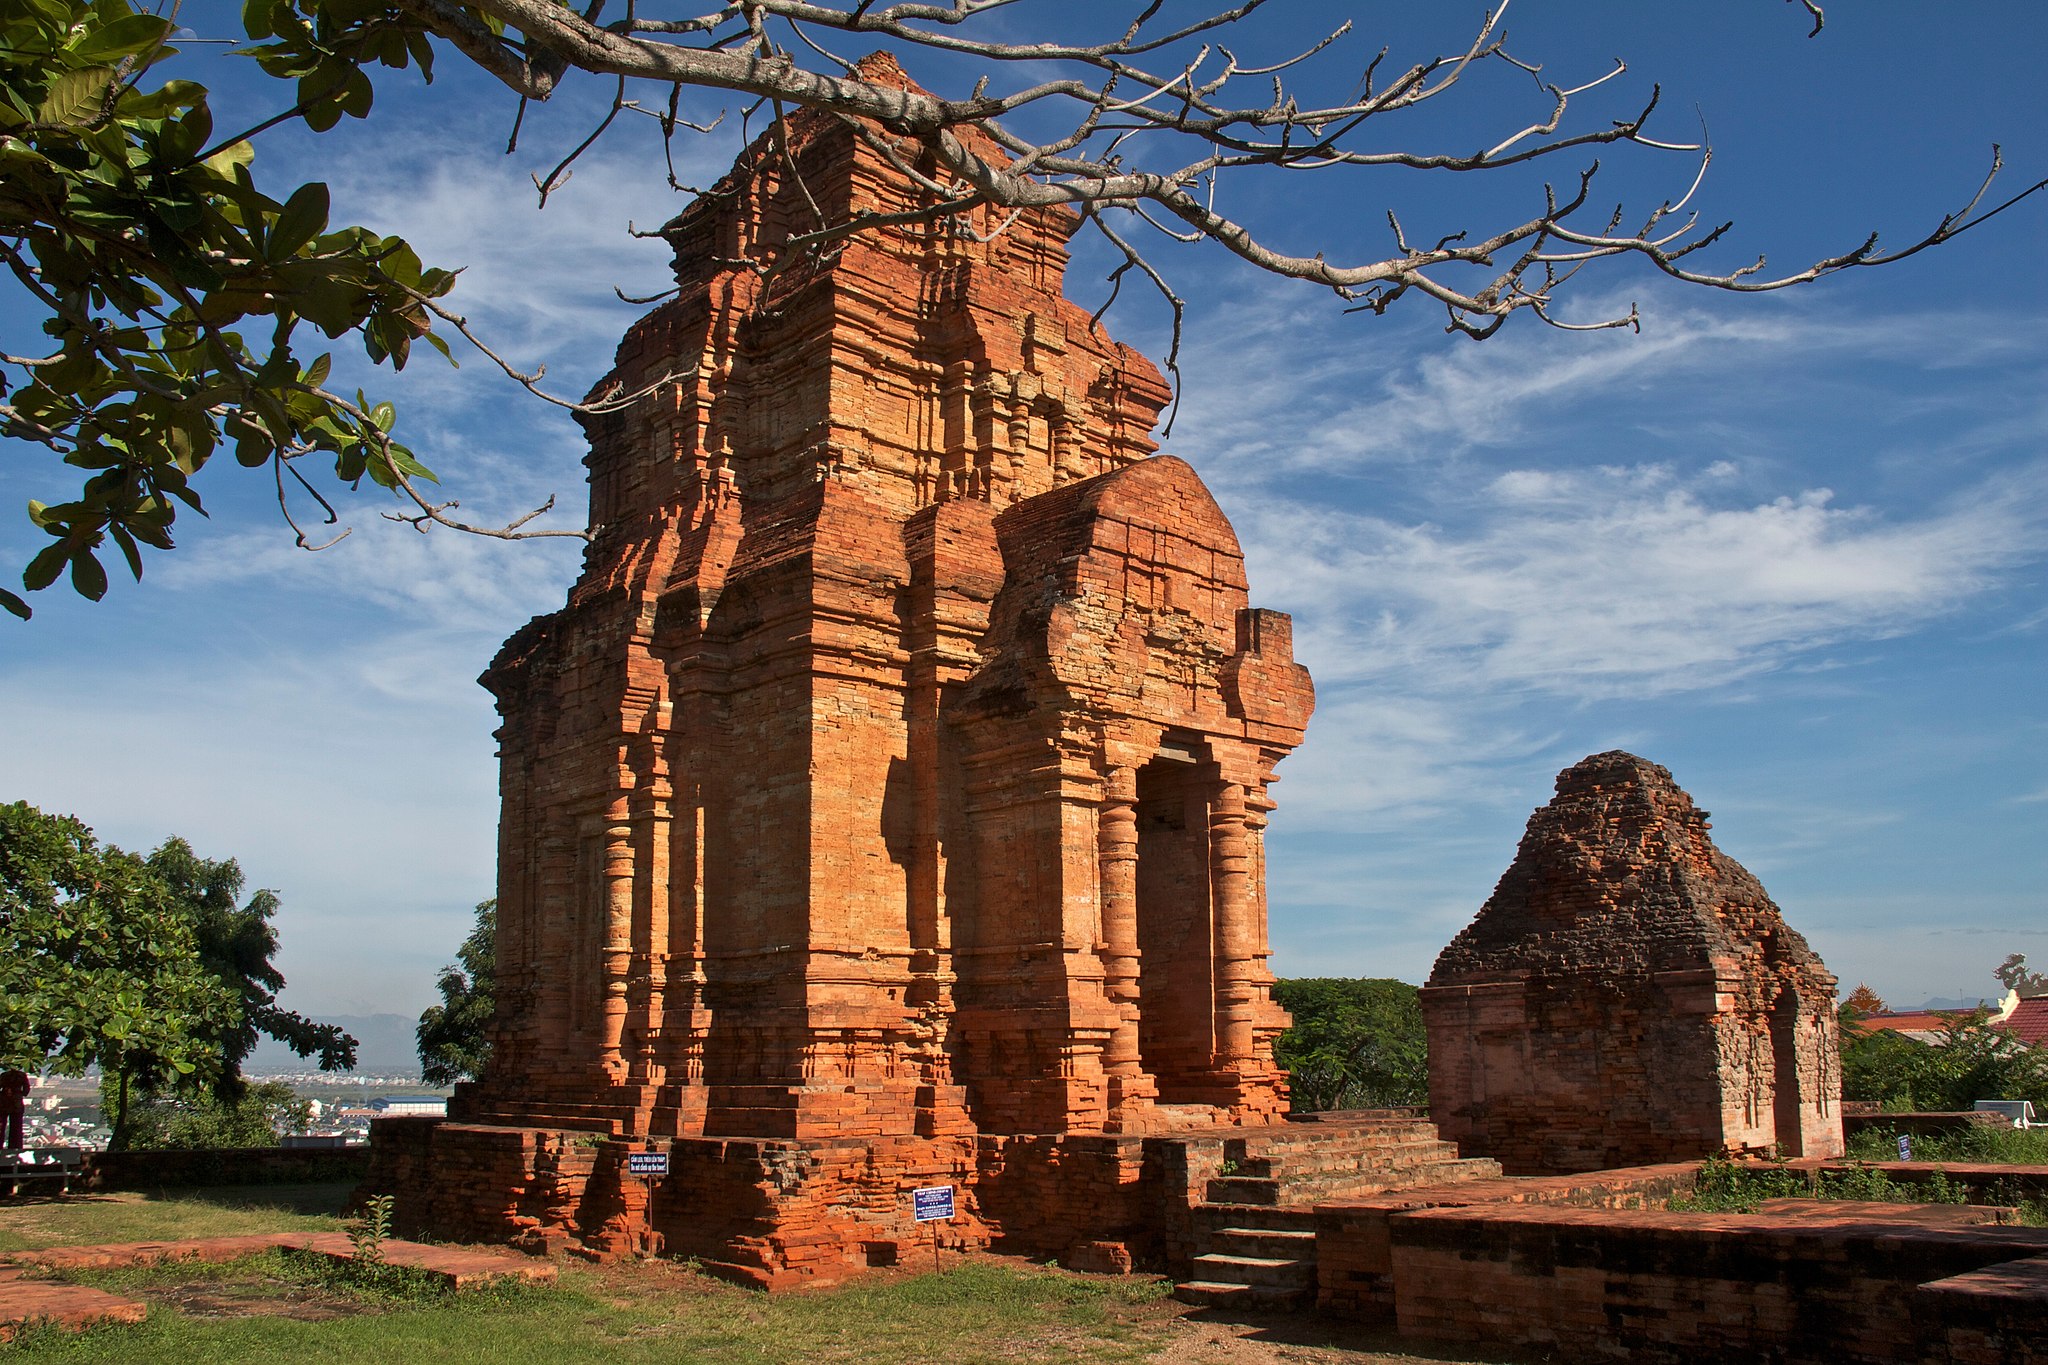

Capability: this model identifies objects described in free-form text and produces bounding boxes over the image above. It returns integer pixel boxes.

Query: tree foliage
[0,801,238,1102]
[0,799,353,1147]
[1840,1009,2048,1115]
[7,1,2042,617]
[416,898,493,1086]
[1,0,455,619]
[1273,976,1428,1112]
[145,835,356,1094]
[122,1077,312,1149]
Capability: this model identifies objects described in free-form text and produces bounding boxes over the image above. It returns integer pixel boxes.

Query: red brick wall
[1333,1199,2048,1365]
[1424,752,1843,1172]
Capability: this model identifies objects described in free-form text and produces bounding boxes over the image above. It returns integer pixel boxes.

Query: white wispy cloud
[1240,459,2044,700]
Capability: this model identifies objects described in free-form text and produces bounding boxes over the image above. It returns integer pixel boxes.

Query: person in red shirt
[0,1070,31,1150]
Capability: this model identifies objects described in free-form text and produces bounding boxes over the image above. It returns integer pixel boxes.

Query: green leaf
[69,549,109,601]
[22,542,70,592]
[37,67,119,127]
[68,12,172,63]
[203,140,254,176]
[267,181,330,260]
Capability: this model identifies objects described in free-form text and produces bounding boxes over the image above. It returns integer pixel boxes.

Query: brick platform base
[361,1114,1372,1287]
[1317,1182,2048,1365]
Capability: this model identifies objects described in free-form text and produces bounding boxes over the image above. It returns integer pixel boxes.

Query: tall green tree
[1273,977,1429,1112]
[416,899,493,1086]
[0,800,237,1146]
[145,836,355,1096]
[2,800,355,1146]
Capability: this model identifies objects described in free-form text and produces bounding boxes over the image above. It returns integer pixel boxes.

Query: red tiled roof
[1997,996,2048,1047]
[1856,1010,1967,1034]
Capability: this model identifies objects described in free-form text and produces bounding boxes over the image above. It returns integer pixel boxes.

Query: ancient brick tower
[369,57,1314,1279]
[1420,751,1843,1174]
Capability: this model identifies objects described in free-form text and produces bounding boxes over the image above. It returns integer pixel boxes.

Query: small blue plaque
[912,1184,955,1222]
[626,1150,670,1177]
[1896,1134,1912,1162]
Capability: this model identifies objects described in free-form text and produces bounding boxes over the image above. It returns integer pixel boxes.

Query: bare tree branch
[366,0,2039,360]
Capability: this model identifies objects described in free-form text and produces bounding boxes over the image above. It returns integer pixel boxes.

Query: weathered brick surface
[374,54,1314,1277]
[1313,1162,1698,1321]
[1421,751,1843,1173]
[1377,1202,2048,1365]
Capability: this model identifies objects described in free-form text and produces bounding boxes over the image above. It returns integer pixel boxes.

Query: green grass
[1671,1154,2046,1225]
[1845,1123,2048,1166]
[0,1182,352,1252]
[1670,1155,1967,1214]
[5,1256,1179,1364]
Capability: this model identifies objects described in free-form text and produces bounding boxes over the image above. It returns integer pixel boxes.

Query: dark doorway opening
[1135,756,1214,1100]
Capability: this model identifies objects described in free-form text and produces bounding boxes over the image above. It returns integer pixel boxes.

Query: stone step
[1172,1279,1313,1311]
[1190,1252,1312,1290]
[1281,1156,1504,1202]
[1244,1122,1444,1153]
[1205,1175,1282,1205]
[1208,1225,1316,1259]
[1194,1202,1316,1233]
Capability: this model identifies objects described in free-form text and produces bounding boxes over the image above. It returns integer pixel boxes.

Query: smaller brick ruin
[1420,750,1843,1174]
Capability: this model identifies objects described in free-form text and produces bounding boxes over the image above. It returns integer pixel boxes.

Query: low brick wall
[83,1145,371,1191]
[1315,1163,1697,1321]
[361,1116,1222,1286]
[1367,1202,2048,1365]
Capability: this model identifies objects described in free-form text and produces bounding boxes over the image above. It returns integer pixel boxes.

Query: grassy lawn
[0,1187,1539,1365]
[0,1183,352,1253]
[7,1254,1178,1364]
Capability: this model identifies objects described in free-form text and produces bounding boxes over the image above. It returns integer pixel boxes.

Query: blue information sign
[912,1184,955,1222]
[1896,1134,1913,1162]
[626,1151,670,1177]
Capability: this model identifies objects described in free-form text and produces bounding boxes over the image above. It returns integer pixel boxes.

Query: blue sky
[3,2,2043,1023]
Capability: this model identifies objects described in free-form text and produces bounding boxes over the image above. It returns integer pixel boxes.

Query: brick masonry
[1420,750,1844,1173]
[367,53,1314,1282]
[1369,1201,2048,1365]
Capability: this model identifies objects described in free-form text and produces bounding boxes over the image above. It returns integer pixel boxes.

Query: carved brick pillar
[626,783,669,1089]
[599,814,635,1081]
[1096,764,1156,1122]
[1210,777,1257,1073]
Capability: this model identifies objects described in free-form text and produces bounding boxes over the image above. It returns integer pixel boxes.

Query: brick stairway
[1174,1112,1501,1310]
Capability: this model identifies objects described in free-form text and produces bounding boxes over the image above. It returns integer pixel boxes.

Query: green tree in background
[1273,977,1429,1112]
[0,800,236,1146]
[124,1078,312,1149]
[1840,1008,2048,1115]
[1,799,354,1146]
[146,835,355,1093]
[417,899,494,1086]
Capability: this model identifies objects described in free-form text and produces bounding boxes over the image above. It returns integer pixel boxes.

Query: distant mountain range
[246,1014,422,1077]
[1914,997,2000,1012]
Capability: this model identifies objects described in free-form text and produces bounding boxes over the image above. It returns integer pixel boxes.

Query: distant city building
[373,1096,447,1116]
